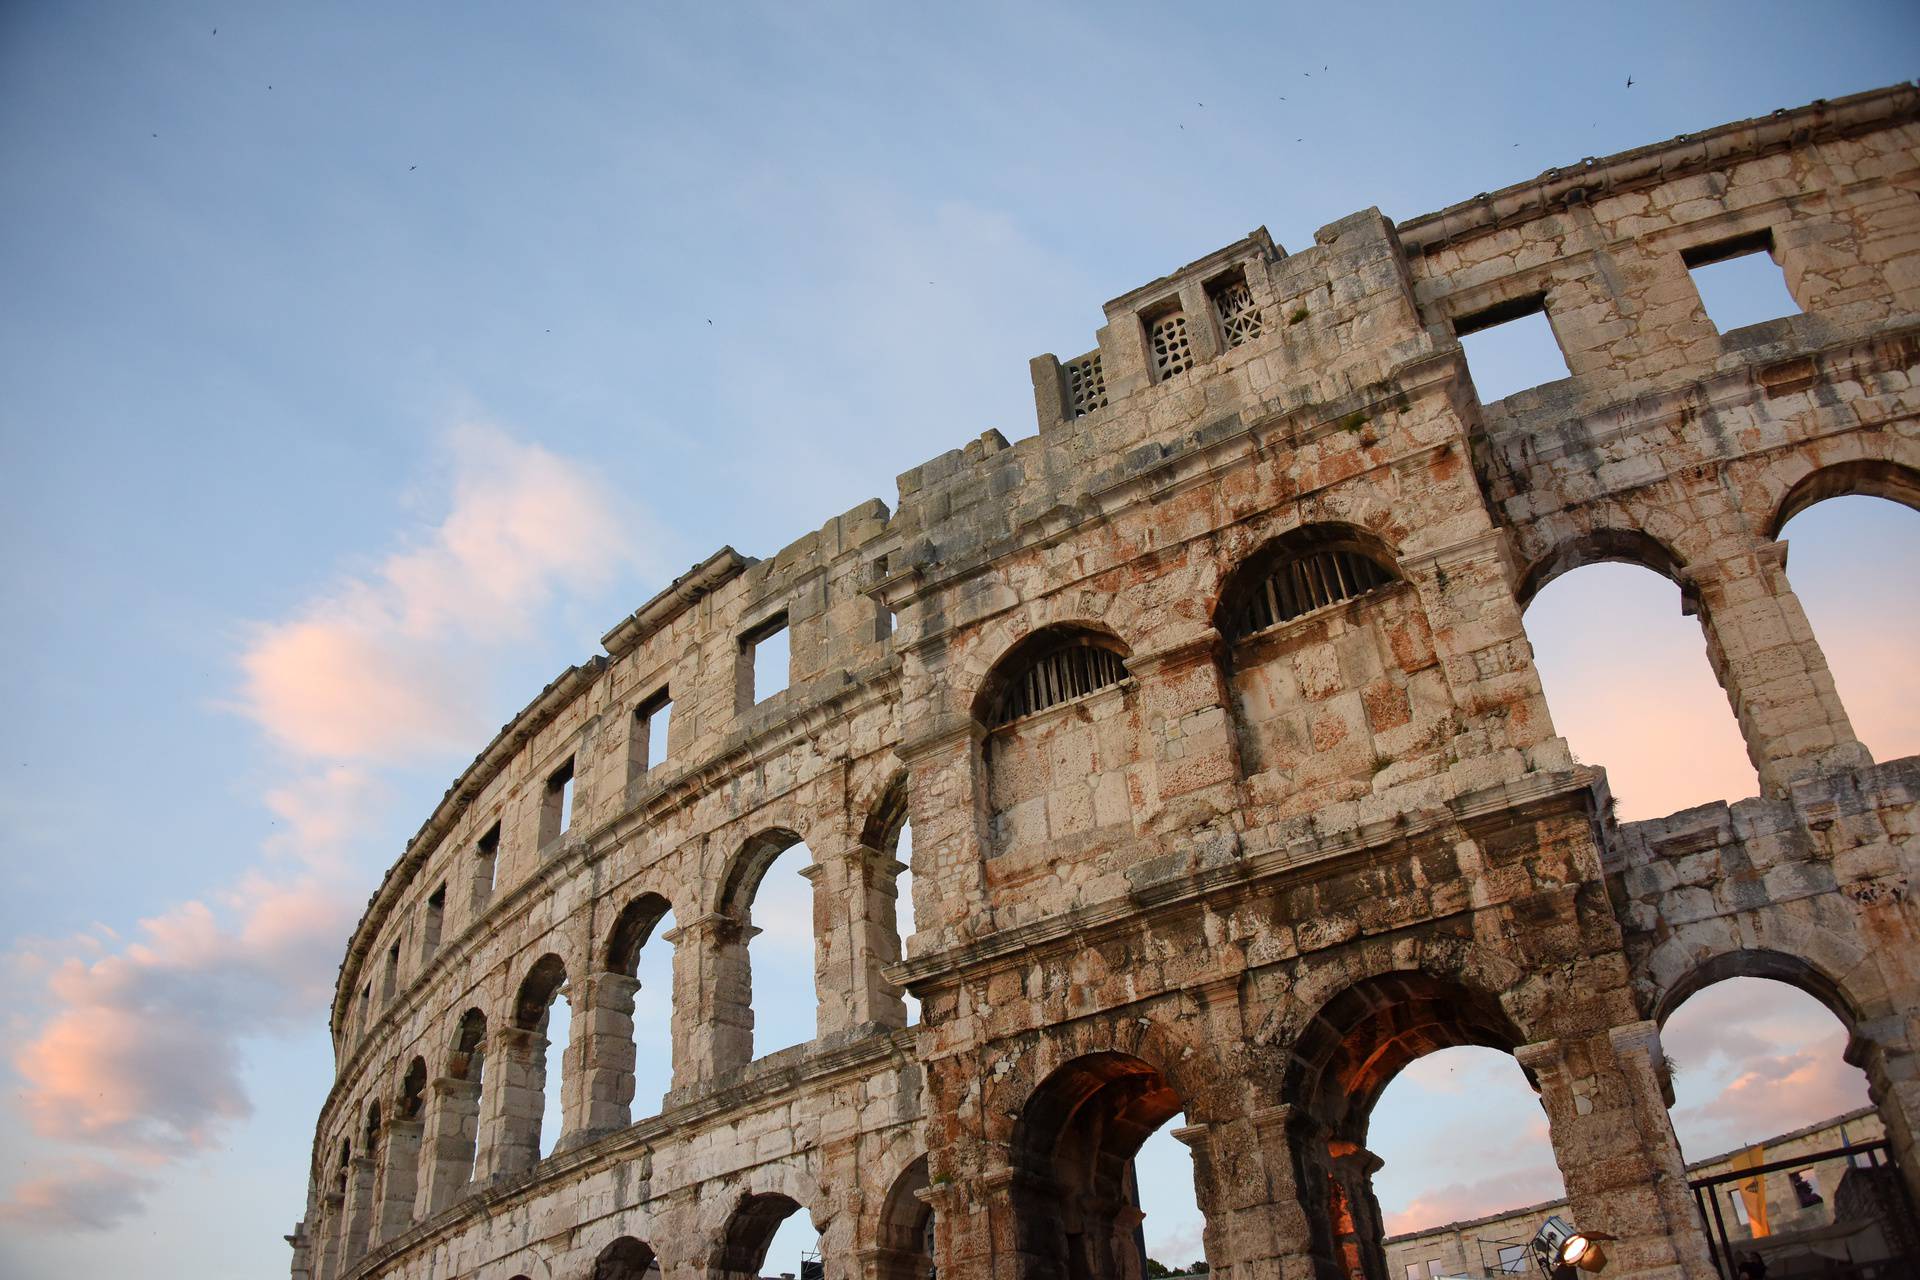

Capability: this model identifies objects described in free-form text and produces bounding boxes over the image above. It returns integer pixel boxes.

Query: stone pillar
[416,1076,481,1217]
[669,912,756,1086]
[314,1193,344,1280]
[1246,1106,1341,1280]
[578,971,640,1135]
[845,842,909,1031]
[1518,1024,1716,1280]
[894,720,992,948]
[286,1219,314,1280]
[1848,1017,1920,1207]
[1324,1146,1386,1280]
[1129,631,1248,839]
[483,1025,548,1179]
[375,1117,423,1243]
[798,856,835,1042]
[341,1154,377,1267]
[1687,541,1870,794]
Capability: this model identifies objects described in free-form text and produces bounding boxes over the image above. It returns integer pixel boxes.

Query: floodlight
[1530,1215,1611,1276]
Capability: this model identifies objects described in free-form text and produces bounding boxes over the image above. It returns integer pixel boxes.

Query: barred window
[1065,353,1108,418]
[1148,311,1194,381]
[991,642,1128,727]
[1211,277,1263,347]
[1225,545,1396,640]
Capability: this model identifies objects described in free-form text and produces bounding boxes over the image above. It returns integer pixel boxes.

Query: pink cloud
[1383,1161,1566,1236]
[238,423,643,761]
[5,427,647,1231]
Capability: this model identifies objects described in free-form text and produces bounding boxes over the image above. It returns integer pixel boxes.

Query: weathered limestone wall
[295,84,1920,1280]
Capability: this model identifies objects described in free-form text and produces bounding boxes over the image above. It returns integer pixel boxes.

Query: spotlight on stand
[1530,1215,1612,1277]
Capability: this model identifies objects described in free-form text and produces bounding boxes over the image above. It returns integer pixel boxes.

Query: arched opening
[974,626,1137,861]
[716,1192,821,1280]
[592,1235,659,1280]
[401,1056,427,1121]
[1368,1046,1563,1277]
[1523,552,1758,818]
[1660,969,1885,1268]
[864,772,918,1026]
[1773,480,1920,765]
[510,954,570,1163]
[721,830,819,1063]
[1283,973,1532,1280]
[446,1008,487,1191]
[876,1155,935,1280]
[379,1056,429,1240]
[604,893,677,1124]
[1010,1052,1197,1280]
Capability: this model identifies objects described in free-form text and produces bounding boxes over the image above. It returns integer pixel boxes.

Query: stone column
[577,971,641,1135]
[483,1024,548,1179]
[668,912,756,1086]
[798,856,835,1041]
[375,1117,423,1243]
[1518,1024,1717,1280]
[314,1193,344,1280]
[1324,1146,1386,1280]
[416,1076,481,1217]
[1687,541,1870,793]
[1848,1017,1920,1207]
[1246,1106,1341,1280]
[341,1154,377,1266]
[894,719,992,948]
[285,1219,315,1280]
[845,841,909,1031]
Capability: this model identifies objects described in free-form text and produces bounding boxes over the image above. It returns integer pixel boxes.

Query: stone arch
[1008,1051,1193,1280]
[589,1235,656,1280]
[715,826,811,918]
[1213,520,1406,640]
[971,621,1133,728]
[605,893,675,977]
[1276,967,1534,1280]
[944,586,1153,728]
[1640,929,1884,1035]
[860,767,911,855]
[870,1151,934,1280]
[1516,524,1689,608]
[702,1169,830,1280]
[1766,457,1920,538]
[515,953,570,1031]
[986,1010,1223,1144]
[400,1055,428,1120]
[451,1007,488,1079]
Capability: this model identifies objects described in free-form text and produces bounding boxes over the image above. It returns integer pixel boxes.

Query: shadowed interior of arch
[723,1192,819,1280]
[1011,1053,1194,1279]
[592,1235,658,1280]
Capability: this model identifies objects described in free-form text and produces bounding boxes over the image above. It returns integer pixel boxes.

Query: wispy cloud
[4,425,642,1229]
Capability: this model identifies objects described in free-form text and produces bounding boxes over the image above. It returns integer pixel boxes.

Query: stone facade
[292,85,1920,1280]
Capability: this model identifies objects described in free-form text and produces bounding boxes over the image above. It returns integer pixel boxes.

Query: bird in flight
[409,165,417,171]
[1626,76,1635,88]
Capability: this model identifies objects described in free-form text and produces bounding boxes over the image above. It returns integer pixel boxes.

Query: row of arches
[416,949,1885,1280]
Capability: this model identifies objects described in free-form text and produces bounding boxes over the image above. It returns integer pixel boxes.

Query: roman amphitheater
[291,85,1920,1280]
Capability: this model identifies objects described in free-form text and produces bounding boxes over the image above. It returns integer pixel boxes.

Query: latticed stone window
[1065,354,1108,419]
[1225,545,1396,640]
[991,642,1128,726]
[1211,276,1263,347]
[1148,311,1195,381]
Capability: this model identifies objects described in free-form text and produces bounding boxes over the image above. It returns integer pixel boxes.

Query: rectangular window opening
[382,942,400,1003]
[1683,231,1800,333]
[742,614,790,706]
[633,689,672,776]
[1455,293,1571,404]
[1728,1189,1751,1226]
[423,883,446,960]
[1144,305,1195,382]
[1495,1243,1529,1274]
[472,821,500,909]
[541,758,575,845]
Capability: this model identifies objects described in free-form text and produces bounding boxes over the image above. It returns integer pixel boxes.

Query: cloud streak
[4,426,641,1230]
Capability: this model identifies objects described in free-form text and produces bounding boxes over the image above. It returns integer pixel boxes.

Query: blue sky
[1,3,1915,1276]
